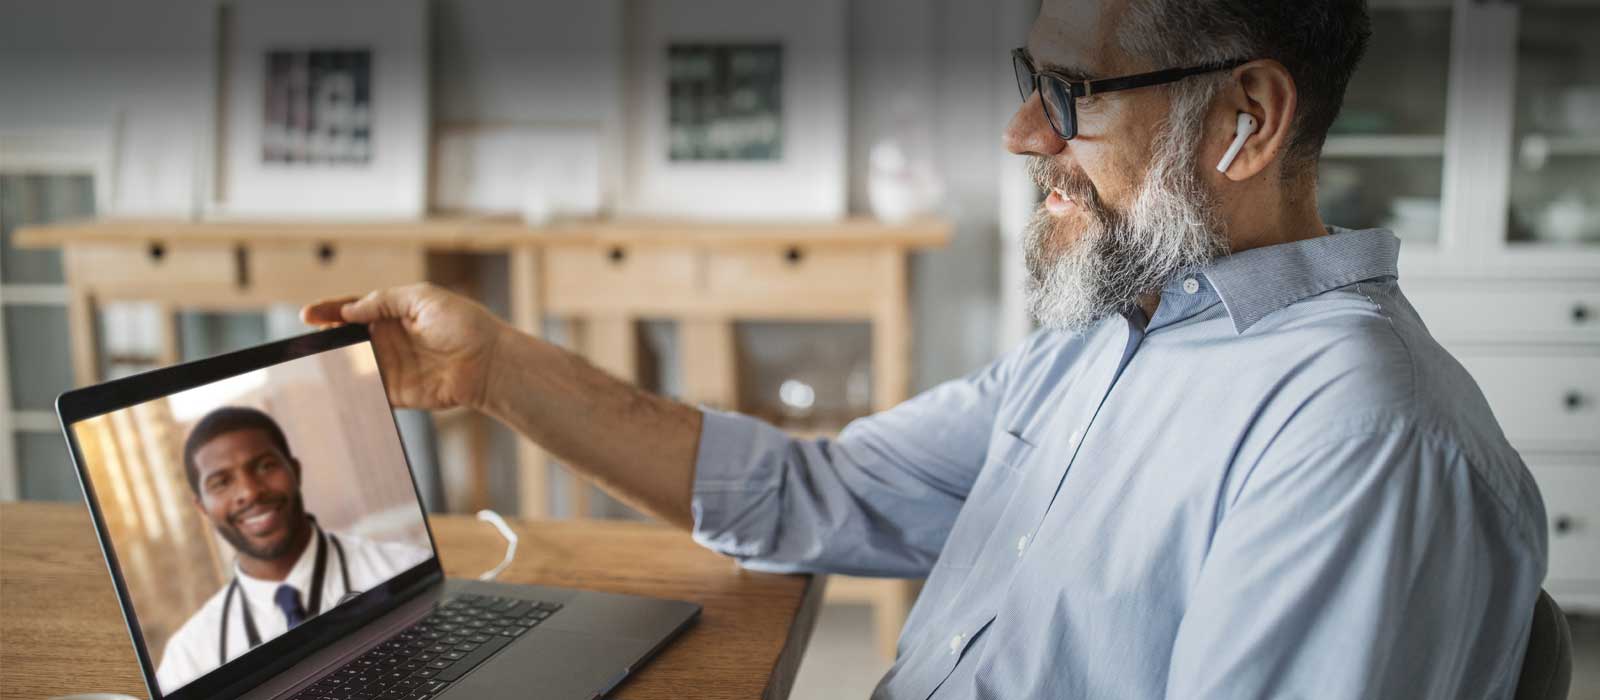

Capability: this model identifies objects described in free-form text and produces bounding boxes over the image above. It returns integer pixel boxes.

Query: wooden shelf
[1519,133,1600,161]
[14,215,952,252]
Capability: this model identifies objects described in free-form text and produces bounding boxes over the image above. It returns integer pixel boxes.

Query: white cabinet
[1526,459,1600,610]
[1346,0,1600,611]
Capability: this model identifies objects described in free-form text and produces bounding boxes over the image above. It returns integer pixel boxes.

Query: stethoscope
[217,518,350,665]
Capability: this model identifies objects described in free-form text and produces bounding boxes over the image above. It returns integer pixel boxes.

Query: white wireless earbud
[1215,112,1258,174]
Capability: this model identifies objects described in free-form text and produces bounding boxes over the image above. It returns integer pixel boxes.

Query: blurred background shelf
[1321,134,1445,158]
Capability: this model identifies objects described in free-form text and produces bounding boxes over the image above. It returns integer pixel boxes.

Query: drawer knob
[607,246,627,265]
[1575,304,1590,324]
[147,242,166,262]
[1564,391,1584,412]
[783,246,805,266]
[1554,515,1575,535]
[317,242,337,264]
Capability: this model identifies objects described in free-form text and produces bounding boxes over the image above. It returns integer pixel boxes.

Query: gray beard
[1022,127,1228,333]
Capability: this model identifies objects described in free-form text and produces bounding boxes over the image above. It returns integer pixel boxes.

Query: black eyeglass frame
[1012,48,1250,140]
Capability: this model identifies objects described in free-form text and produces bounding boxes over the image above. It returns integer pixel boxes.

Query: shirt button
[1182,277,1200,295]
[1017,535,1029,556]
[1068,430,1081,447]
[949,633,963,655]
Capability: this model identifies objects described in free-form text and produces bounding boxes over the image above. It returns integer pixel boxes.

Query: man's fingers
[301,297,359,326]
[336,285,425,324]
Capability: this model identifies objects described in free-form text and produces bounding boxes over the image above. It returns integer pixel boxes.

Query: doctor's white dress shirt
[154,526,430,694]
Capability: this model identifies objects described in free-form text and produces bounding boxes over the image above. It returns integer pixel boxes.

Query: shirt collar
[1184,227,1399,334]
[235,523,321,603]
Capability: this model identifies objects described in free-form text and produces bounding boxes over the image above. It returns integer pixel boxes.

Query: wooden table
[0,501,824,700]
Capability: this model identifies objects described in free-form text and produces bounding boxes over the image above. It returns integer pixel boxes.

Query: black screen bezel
[56,323,446,700]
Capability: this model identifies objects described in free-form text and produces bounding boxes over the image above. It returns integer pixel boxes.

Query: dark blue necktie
[274,584,307,629]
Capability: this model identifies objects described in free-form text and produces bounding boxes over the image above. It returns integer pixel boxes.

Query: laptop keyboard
[288,593,563,700]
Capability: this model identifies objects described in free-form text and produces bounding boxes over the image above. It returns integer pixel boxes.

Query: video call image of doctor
[155,406,430,692]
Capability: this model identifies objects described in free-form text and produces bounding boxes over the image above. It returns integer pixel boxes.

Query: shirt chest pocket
[935,430,1035,569]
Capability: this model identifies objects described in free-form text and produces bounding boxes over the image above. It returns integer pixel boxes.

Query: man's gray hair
[1117,0,1371,174]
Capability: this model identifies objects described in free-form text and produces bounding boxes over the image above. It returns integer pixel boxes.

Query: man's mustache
[227,494,288,526]
[1026,156,1103,214]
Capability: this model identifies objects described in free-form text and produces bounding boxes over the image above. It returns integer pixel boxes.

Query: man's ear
[1213,59,1297,181]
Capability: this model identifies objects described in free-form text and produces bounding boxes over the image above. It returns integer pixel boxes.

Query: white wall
[432,0,623,208]
[850,0,1034,387]
[434,0,1033,390]
[1,0,1041,513]
[0,0,213,216]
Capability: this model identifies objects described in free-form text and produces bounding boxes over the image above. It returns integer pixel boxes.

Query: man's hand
[302,283,700,528]
[302,284,506,412]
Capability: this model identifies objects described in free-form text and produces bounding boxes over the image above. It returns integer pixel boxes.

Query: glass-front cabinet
[1318,2,1452,248]
[1323,0,1600,272]
[1336,0,1600,614]
[1509,1,1600,251]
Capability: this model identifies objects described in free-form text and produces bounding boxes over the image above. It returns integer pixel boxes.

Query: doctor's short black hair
[182,406,295,496]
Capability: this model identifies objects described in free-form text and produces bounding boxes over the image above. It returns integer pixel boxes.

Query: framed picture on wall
[213,0,428,219]
[622,0,846,220]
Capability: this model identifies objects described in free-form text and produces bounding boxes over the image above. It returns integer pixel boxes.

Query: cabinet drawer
[249,242,424,303]
[1527,461,1600,583]
[68,241,237,294]
[1406,285,1600,344]
[1457,354,1600,450]
[544,244,698,312]
[707,246,881,300]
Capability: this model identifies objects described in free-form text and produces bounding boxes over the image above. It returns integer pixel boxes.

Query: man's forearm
[475,324,701,529]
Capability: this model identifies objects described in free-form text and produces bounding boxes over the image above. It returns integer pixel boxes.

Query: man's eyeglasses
[1011,48,1249,141]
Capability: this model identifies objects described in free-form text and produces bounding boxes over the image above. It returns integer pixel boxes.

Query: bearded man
[303,0,1548,696]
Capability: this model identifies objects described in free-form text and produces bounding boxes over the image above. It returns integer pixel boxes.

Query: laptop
[56,323,700,700]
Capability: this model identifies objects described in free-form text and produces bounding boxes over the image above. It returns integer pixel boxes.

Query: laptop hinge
[238,583,444,700]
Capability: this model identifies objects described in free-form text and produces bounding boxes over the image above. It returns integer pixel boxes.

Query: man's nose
[231,470,263,509]
[1004,91,1068,157]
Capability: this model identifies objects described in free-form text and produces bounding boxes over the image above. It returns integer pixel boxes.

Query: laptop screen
[66,336,435,697]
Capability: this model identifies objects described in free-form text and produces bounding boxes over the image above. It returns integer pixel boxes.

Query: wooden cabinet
[249,241,425,302]
[705,246,882,302]
[542,244,699,313]
[65,241,238,297]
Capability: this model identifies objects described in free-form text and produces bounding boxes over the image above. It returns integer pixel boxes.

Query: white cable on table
[475,509,519,581]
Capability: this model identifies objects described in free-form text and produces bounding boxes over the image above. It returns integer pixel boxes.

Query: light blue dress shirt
[691,228,1548,699]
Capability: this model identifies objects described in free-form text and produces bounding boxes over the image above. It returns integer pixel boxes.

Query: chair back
[1514,589,1572,700]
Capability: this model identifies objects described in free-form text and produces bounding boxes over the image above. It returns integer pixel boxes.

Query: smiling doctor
[155,406,430,692]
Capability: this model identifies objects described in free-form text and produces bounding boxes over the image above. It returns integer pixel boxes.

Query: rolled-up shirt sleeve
[690,336,1028,578]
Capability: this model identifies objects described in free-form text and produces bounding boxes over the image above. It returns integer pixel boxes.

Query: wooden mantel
[15,215,952,250]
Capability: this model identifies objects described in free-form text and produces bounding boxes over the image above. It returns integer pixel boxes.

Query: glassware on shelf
[1508,3,1600,249]
[1318,158,1444,246]
[1381,196,1444,245]
[1315,6,1450,246]
[1534,192,1600,244]
[778,378,818,421]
